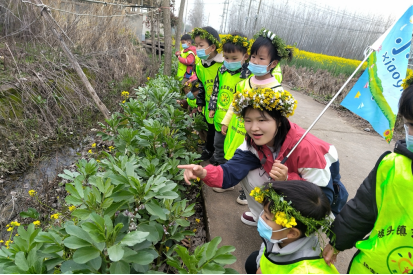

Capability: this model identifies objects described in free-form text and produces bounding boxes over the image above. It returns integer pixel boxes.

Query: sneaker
[209,155,220,166]
[212,186,235,193]
[241,211,257,226]
[236,189,248,205]
[195,149,213,161]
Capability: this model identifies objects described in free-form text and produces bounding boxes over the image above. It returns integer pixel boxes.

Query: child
[245,181,339,274]
[189,27,224,161]
[207,32,252,168]
[175,34,197,85]
[323,77,413,273]
[178,84,348,226]
[176,81,198,114]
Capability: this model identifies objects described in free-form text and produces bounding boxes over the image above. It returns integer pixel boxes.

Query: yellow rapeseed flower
[193,228,197,233]
[147,77,150,80]
[51,213,59,220]
[15,234,18,237]
[10,221,20,227]
[165,246,169,252]
[92,143,96,148]
[69,206,76,212]
[7,227,13,232]
[0,240,3,243]
[88,149,93,154]
[33,220,41,226]
[29,190,37,197]
[195,218,200,223]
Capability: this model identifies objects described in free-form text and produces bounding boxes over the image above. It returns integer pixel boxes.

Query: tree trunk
[175,0,186,52]
[150,0,156,63]
[162,0,172,75]
[31,0,110,120]
[157,10,161,63]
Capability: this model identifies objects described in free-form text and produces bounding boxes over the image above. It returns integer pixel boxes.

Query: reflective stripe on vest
[349,153,413,274]
[195,59,222,124]
[260,247,339,274]
[214,70,244,132]
[176,50,194,81]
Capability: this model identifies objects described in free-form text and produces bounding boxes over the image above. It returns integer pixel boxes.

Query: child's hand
[209,110,215,118]
[185,80,192,86]
[256,267,262,274]
[269,160,288,181]
[175,51,180,56]
[198,106,203,112]
[221,125,228,135]
[323,244,339,266]
[177,165,207,185]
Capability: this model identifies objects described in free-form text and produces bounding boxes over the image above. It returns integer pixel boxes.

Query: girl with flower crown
[178,29,348,227]
[246,181,339,274]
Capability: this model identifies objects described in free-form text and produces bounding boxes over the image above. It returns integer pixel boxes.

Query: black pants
[205,122,215,153]
[245,250,259,274]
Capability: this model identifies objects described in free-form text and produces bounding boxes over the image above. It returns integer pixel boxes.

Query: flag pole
[281,48,374,164]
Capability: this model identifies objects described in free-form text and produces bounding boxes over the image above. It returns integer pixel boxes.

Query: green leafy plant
[0,72,237,274]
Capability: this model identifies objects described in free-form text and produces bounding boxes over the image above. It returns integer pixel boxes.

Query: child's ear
[243,54,249,61]
[211,44,217,52]
[287,228,301,239]
[270,60,279,69]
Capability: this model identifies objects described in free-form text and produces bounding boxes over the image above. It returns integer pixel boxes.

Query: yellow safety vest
[349,153,413,274]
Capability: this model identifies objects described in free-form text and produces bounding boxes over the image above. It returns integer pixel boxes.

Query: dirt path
[202,86,395,273]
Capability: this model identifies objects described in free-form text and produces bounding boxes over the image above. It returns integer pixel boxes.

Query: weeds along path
[0,0,151,176]
[0,74,238,274]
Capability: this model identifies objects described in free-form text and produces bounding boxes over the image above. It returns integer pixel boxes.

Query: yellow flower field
[287,47,367,76]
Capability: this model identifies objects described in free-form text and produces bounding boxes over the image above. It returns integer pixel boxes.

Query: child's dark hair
[250,37,293,63]
[399,85,413,120]
[242,107,291,151]
[181,34,192,42]
[195,26,220,46]
[262,181,331,237]
[223,32,248,55]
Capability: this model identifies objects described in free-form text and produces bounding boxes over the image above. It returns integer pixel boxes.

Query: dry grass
[0,0,152,175]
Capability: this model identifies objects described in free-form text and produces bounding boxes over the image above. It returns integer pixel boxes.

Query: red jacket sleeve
[178,53,195,66]
[202,165,223,188]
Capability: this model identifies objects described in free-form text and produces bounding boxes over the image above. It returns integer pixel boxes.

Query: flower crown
[232,88,297,117]
[402,69,413,90]
[191,27,220,48]
[217,34,254,55]
[250,185,334,237]
[254,28,291,60]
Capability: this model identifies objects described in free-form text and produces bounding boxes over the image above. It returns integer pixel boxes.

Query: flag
[341,5,413,143]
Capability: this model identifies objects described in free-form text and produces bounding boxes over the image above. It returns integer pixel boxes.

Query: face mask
[257,211,289,243]
[197,46,211,60]
[248,61,273,76]
[224,60,243,71]
[405,124,413,152]
[182,43,188,49]
[186,91,195,100]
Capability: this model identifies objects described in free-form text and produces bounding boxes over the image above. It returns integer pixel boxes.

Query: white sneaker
[236,189,248,205]
[212,186,235,193]
[241,211,258,226]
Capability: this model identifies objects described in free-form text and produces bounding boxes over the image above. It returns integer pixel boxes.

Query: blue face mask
[197,46,211,60]
[224,60,243,71]
[186,91,195,100]
[257,211,288,243]
[182,43,189,49]
[405,124,413,152]
[248,61,273,76]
